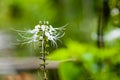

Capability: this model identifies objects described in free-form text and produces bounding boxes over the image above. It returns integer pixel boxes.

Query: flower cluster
[17,21,66,47]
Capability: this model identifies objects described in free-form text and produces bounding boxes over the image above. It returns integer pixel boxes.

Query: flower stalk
[16,21,66,80]
[41,30,47,80]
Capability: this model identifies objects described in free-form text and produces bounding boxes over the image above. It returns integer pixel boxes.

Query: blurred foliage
[49,40,120,80]
[0,0,56,29]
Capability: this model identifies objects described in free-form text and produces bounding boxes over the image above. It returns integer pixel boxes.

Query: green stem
[41,31,47,80]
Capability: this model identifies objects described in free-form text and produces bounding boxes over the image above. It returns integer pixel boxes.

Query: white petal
[35,25,40,29]
[41,25,46,31]
[32,28,39,34]
[45,32,50,37]
[41,24,49,31]
[50,25,55,31]
[39,36,43,40]
[27,30,33,33]
[32,35,38,42]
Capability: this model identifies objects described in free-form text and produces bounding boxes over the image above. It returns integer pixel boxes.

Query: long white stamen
[16,21,66,46]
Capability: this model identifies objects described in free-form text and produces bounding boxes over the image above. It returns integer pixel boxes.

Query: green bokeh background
[0,0,120,80]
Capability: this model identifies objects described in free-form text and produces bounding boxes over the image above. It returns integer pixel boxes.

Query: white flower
[50,25,55,31]
[45,32,50,37]
[41,25,45,31]
[39,36,43,40]
[45,32,56,41]
[32,29,39,34]
[17,21,66,46]
[35,25,40,29]
[32,34,38,42]
[27,28,39,34]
